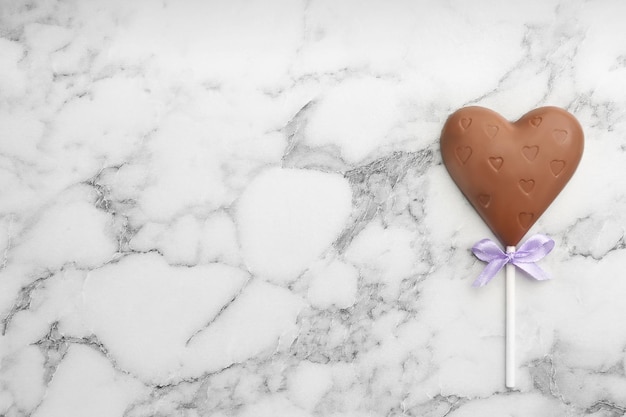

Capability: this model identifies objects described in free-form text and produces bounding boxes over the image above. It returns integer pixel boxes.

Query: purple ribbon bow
[471,234,555,287]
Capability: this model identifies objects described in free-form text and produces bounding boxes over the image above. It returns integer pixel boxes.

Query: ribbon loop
[471,234,554,287]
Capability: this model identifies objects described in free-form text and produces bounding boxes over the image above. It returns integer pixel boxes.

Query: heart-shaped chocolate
[440,106,584,246]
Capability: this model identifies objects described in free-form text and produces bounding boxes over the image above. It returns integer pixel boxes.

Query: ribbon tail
[512,261,551,281]
[472,258,508,288]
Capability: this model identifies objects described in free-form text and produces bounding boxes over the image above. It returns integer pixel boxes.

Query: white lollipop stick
[505,245,516,388]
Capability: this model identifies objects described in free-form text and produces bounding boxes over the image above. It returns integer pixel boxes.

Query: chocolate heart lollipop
[440,106,584,389]
[440,106,584,246]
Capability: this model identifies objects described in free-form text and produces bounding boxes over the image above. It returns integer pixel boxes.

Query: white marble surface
[1,0,626,416]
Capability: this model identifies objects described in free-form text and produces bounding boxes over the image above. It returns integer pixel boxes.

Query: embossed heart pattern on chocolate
[440,106,584,246]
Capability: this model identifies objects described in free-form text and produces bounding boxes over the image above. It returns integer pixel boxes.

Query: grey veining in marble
[1,0,626,416]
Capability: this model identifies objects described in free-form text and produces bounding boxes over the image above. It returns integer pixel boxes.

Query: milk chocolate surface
[440,106,584,246]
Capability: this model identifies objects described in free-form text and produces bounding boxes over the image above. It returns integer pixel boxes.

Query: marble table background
[1,0,626,416]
